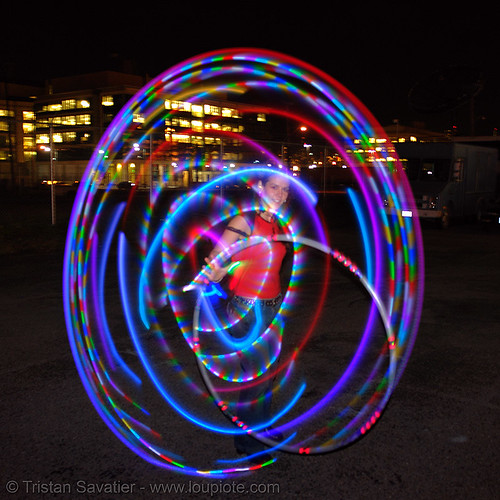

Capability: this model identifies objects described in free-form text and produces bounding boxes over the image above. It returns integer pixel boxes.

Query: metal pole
[50,120,56,225]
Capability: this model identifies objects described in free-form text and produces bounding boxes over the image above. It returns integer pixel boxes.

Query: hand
[203,257,227,283]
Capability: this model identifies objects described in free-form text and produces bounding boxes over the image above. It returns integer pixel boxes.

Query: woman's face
[260,174,290,210]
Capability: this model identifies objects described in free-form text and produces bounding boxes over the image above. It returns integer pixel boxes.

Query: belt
[233,294,282,307]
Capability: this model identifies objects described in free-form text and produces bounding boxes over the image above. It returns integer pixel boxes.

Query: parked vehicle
[40,180,79,197]
[387,142,498,228]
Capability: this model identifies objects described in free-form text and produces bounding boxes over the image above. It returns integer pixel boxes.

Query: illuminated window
[167,100,191,112]
[172,133,190,143]
[257,113,266,122]
[191,105,203,117]
[23,111,35,120]
[24,136,35,147]
[54,114,91,125]
[129,163,136,182]
[179,119,190,127]
[23,123,35,133]
[67,132,77,142]
[78,100,91,108]
[102,96,114,106]
[132,113,144,123]
[63,116,76,125]
[191,120,203,132]
[37,134,57,144]
[204,104,220,116]
[62,99,76,109]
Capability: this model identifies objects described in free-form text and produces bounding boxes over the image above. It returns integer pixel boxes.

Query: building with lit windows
[1,71,280,191]
[0,82,40,189]
[31,71,272,190]
[34,71,149,186]
[7,70,490,193]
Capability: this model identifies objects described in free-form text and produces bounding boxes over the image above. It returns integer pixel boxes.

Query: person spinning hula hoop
[203,171,290,461]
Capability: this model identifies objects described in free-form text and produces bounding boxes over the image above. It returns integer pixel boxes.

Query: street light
[39,119,56,225]
[49,120,56,225]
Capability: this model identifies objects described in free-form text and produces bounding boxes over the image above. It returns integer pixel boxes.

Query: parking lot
[1,191,499,499]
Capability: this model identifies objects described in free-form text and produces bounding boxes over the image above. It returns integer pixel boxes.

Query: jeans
[226,294,282,454]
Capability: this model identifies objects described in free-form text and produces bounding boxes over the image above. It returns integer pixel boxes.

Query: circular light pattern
[63,48,424,476]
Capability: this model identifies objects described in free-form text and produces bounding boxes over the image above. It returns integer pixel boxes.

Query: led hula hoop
[63,48,424,475]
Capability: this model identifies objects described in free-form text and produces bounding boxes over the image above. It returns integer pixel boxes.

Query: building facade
[32,71,272,190]
[0,82,40,189]
[5,71,488,193]
[1,71,276,190]
[34,71,149,187]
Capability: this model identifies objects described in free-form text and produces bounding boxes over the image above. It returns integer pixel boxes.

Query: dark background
[1,2,498,134]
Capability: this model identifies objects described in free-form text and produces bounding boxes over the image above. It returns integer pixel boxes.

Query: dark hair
[257,167,291,185]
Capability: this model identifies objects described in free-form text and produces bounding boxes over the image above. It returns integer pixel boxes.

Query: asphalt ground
[0,190,499,499]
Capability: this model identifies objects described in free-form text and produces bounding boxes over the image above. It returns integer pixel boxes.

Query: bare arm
[204,215,251,282]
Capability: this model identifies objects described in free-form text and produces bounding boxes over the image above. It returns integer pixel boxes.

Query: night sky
[2,2,498,133]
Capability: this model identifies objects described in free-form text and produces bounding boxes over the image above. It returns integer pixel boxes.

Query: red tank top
[229,214,286,299]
